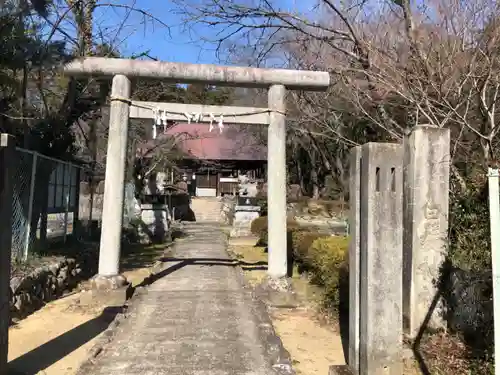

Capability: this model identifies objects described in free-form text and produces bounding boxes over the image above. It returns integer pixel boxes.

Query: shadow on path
[338,310,349,365]
[410,288,443,375]
[132,257,268,291]
[8,306,123,375]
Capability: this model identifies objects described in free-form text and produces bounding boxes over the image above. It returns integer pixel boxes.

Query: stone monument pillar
[403,125,450,337]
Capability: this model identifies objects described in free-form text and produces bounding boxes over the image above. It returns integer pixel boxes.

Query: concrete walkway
[78,223,292,375]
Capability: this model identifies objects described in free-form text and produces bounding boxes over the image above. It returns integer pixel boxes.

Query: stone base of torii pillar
[89,274,129,290]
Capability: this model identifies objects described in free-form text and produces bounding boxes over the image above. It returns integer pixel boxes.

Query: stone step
[190,198,224,223]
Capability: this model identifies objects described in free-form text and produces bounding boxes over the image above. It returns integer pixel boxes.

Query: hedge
[250,216,349,309]
[250,216,300,246]
[250,216,268,236]
[250,216,301,235]
[290,229,324,259]
[305,236,349,309]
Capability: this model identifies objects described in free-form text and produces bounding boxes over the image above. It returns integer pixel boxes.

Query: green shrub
[291,229,325,259]
[258,229,269,247]
[252,220,350,309]
[307,236,349,273]
[256,196,268,216]
[251,216,299,246]
[306,236,349,309]
[447,174,493,363]
[250,216,268,236]
[449,181,490,271]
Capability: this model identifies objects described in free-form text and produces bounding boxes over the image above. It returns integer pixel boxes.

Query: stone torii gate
[63,57,330,287]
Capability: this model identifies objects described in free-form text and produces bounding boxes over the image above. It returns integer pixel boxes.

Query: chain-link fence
[11,148,85,261]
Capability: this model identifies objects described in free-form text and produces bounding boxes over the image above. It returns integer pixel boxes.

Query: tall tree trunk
[335,153,347,200]
[20,64,29,147]
[310,150,320,199]
[480,138,492,165]
[26,0,99,248]
[297,160,306,194]
[17,1,30,147]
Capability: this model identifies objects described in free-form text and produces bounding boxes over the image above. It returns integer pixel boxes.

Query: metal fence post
[487,167,500,375]
[63,164,70,244]
[38,155,49,246]
[88,168,94,238]
[23,151,38,261]
[73,166,81,240]
[0,134,15,375]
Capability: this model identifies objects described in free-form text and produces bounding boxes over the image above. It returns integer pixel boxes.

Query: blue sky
[90,0,316,65]
[92,1,216,64]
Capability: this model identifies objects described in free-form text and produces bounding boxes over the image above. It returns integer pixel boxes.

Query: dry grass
[404,332,493,375]
[8,240,172,375]
[228,239,268,286]
[228,238,346,375]
[227,237,494,375]
[227,238,323,301]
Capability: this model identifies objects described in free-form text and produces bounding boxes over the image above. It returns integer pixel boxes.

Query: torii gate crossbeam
[63,57,330,289]
[129,101,271,125]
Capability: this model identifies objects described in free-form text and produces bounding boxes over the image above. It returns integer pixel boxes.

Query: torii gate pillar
[95,74,131,287]
[64,57,330,288]
[267,84,287,278]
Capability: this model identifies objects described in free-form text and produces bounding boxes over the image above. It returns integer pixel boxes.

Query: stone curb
[75,253,169,373]
[75,286,148,375]
[228,245,296,375]
[77,228,295,375]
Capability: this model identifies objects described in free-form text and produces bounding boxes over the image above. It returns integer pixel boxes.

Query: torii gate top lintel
[63,57,330,91]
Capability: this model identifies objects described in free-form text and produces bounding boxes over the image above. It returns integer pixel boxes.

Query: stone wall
[287,199,348,235]
[287,199,348,219]
[9,249,98,322]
